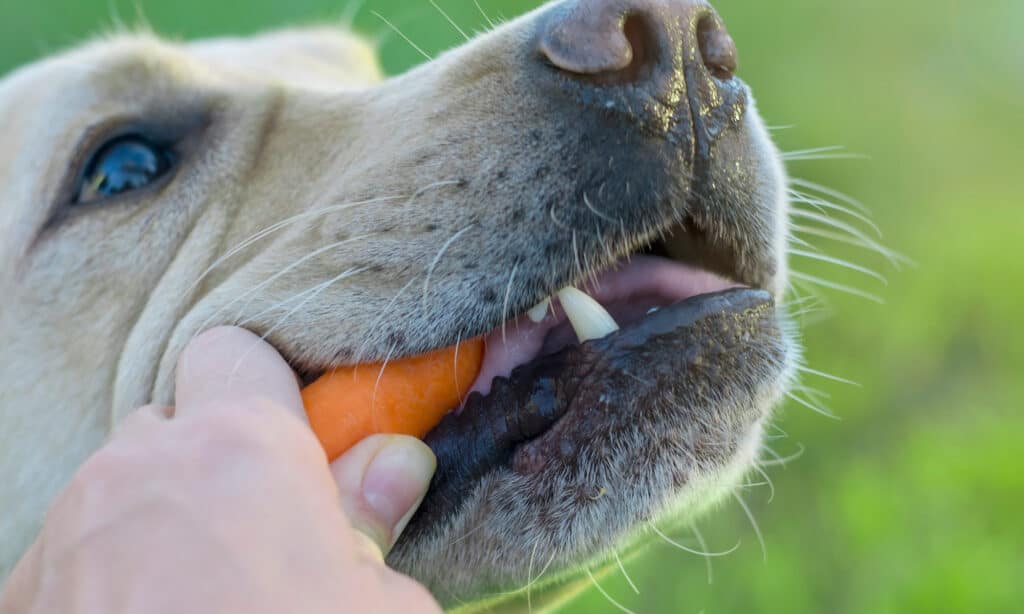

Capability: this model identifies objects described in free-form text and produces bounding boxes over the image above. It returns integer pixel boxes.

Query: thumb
[174,326,305,421]
[330,435,436,558]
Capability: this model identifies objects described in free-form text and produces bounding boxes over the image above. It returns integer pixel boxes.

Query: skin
[0,0,793,607]
[0,327,441,613]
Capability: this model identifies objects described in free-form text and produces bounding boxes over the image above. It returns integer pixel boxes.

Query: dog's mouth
[390,218,779,537]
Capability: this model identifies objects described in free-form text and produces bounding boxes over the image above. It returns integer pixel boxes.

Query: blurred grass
[2,0,1020,612]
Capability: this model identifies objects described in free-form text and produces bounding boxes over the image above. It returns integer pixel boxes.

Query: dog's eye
[75,136,174,205]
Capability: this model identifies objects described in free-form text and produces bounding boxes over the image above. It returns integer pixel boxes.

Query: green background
[2,0,1020,612]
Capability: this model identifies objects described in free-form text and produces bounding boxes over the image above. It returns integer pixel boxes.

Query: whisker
[526,540,539,614]
[788,248,888,285]
[789,190,883,238]
[783,145,846,157]
[788,306,828,322]
[790,271,885,304]
[105,0,126,33]
[548,200,572,231]
[796,365,862,387]
[585,568,636,614]
[197,233,378,335]
[784,287,832,322]
[784,288,826,312]
[227,267,365,380]
[572,230,585,281]
[791,224,910,268]
[690,523,715,585]
[501,261,521,344]
[787,233,819,250]
[184,196,397,298]
[427,0,471,41]
[445,520,488,547]
[649,523,741,557]
[241,267,365,330]
[733,492,767,562]
[584,192,618,224]
[533,552,557,585]
[789,193,880,237]
[371,10,432,61]
[472,0,497,29]
[613,550,640,595]
[371,343,398,421]
[451,331,466,408]
[481,543,558,609]
[353,276,419,364]
[789,177,872,216]
[790,384,833,402]
[785,390,840,420]
[759,443,806,467]
[783,146,869,162]
[784,153,870,162]
[340,0,369,25]
[785,278,827,310]
[789,209,885,251]
[766,422,791,439]
[422,224,475,308]
[751,463,776,504]
[187,181,457,304]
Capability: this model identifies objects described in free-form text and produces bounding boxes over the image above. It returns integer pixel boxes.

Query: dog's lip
[468,255,744,399]
[402,287,776,538]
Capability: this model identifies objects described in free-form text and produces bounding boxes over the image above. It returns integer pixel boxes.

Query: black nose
[536,0,744,162]
[538,0,737,85]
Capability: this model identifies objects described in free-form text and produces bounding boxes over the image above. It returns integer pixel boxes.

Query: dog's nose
[538,0,737,84]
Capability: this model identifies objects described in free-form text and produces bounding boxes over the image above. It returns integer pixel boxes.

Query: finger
[329,435,436,558]
[175,327,305,422]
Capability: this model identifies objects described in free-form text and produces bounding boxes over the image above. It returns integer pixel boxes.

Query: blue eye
[76,136,174,204]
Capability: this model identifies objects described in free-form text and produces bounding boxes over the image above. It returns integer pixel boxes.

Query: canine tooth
[527,298,552,323]
[557,287,620,343]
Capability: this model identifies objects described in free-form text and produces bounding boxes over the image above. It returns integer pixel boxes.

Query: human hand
[0,327,442,614]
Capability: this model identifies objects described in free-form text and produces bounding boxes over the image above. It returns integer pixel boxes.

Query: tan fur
[0,3,792,607]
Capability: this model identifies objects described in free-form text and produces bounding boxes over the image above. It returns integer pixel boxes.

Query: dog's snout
[537,0,737,85]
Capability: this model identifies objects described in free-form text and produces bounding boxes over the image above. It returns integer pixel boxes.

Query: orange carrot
[302,339,484,461]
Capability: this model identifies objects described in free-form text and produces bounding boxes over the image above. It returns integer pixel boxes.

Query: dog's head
[0,0,794,605]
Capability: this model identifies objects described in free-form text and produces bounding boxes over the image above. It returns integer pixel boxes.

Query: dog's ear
[192,28,383,88]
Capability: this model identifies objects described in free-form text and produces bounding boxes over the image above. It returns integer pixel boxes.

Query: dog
[0,0,795,608]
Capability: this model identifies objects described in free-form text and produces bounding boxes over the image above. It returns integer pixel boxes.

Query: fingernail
[361,438,437,546]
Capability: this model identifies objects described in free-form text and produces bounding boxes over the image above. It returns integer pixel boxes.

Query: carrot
[301,338,485,461]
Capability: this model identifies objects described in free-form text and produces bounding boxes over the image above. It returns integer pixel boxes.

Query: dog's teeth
[527,298,553,323]
[557,287,620,343]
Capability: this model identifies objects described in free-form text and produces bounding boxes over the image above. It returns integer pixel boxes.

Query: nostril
[538,6,660,86]
[697,15,738,80]
[618,14,657,83]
